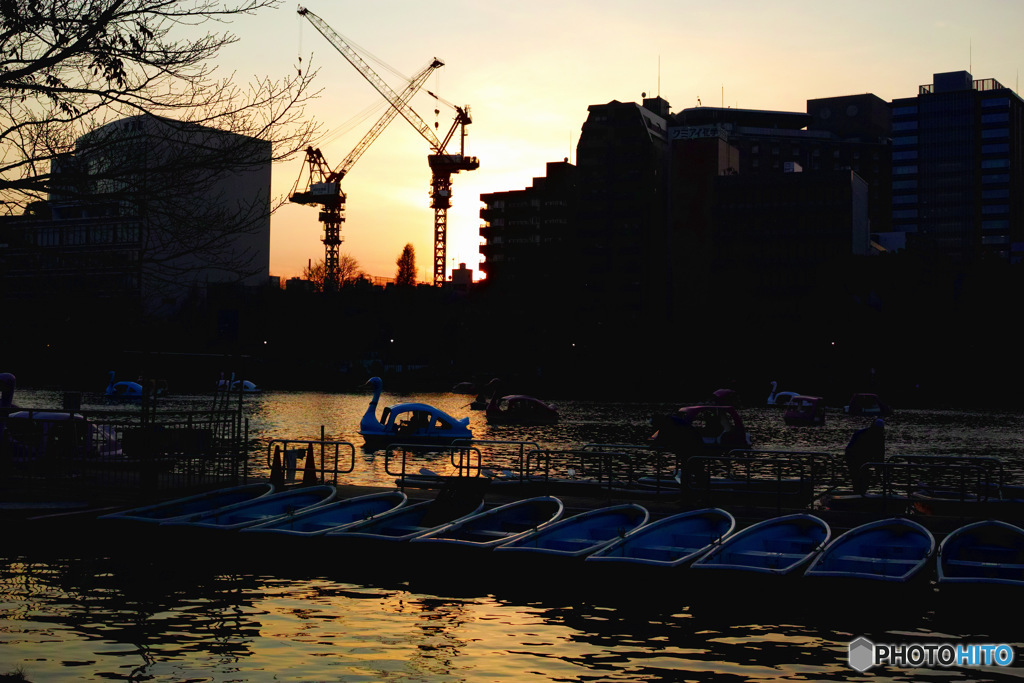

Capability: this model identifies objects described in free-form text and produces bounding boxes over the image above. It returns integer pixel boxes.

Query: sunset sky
[216,1,1024,283]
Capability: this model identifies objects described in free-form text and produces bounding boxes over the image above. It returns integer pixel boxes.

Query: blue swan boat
[359,377,472,448]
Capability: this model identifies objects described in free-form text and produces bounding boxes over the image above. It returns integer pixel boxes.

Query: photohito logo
[849,637,1015,672]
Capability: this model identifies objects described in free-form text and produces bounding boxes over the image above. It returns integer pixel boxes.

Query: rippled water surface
[2,389,1023,681]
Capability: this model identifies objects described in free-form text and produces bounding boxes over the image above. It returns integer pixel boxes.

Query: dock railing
[0,407,251,496]
[266,438,356,485]
[384,440,544,487]
[852,455,1008,514]
[682,450,840,512]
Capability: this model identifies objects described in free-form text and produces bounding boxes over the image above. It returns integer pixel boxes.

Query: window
[981,113,1009,124]
[893,165,918,175]
[982,128,1009,139]
[981,159,1010,169]
[892,105,918,116]
[892,151,918,161]
[982,235,1009,245]
[892,180,918,190]
[982,143,1009,154]
[893,209,918,219]
[982,189,1009,200]
[892,195,917,204]
[982,204,1008,215]
[981,98,1010,108]
[983,174,1010,184]
[983,219,1010,231]
[36,228,60,246]
[892,136,918,146]
[892,121,918,131]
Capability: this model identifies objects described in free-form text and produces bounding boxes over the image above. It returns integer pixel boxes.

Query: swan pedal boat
[161,484,337,531]
[586,508,736,568]
[494,504,649,559]
[413,496,565,550]
[783,395,826,426]
[937,519,1024,589]
[360,377,472,448]
[241,490,408,537]
[485,395,559,426]
[99,483,276,524]
[691,513,831,576]
[804,517,935,583]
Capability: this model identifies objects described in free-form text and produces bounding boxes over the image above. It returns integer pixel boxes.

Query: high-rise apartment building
[887,71,1024,263]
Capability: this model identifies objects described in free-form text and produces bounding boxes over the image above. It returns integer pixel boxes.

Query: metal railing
[266,438,356,485]
[680,450,840,511]
[1,408,249,494]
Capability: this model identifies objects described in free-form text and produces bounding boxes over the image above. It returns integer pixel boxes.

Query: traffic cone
[302,443,319,485]
[270,445,284,487]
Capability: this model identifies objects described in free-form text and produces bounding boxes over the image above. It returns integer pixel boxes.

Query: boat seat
[629,545,695,561]
[378,524,427,536]
[444,529,509,542]
[946,559,1024,570]
[542,538,597,552]
[670,533,717,548]
[834,554,921,566]
[737,549,805,558]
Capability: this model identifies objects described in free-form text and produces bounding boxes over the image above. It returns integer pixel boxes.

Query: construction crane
[290,56,442,290]
[297,5,480,287]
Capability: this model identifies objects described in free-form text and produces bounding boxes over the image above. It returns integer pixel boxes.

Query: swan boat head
[359,377,386,434]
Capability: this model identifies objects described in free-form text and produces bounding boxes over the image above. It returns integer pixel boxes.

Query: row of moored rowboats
[99,482,1024,591]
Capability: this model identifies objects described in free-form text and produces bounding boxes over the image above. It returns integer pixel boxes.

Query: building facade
[886,71,1024,264]
[1,115,272,319]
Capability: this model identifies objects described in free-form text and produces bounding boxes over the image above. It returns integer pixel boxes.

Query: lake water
[2,389,1023,682]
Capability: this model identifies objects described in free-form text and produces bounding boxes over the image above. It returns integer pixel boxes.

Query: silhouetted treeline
[3,252,1021,410]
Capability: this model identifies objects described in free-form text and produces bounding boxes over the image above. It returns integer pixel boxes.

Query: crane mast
[297,5,479,286]
[290,31,441,291]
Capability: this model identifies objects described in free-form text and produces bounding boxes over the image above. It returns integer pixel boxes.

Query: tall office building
[887,71,1024,263]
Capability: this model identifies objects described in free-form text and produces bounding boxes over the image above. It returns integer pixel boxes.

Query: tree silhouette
[395,243,417,286]
[0,0,321,288]
[303,253,363,291]
[0,0,320,204]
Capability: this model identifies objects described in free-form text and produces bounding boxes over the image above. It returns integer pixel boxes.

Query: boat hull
[162,485,337,532]
[99,483,276,524]
[495,504,650,560]
[587,507,736,569]
[691,513,831,577]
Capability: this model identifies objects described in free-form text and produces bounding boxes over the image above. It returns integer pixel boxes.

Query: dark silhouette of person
[845,418,885,495]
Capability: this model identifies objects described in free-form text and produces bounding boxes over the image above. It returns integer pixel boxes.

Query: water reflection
[3,549,1024,683]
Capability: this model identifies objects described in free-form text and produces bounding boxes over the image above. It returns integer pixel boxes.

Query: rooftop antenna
[658,55,661,97]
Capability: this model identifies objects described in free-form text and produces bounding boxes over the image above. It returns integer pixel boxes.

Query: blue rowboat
[691,513,831,576]
[938,519,1024,589]
[413,496,565,550]
[98,483,276,524]
[325,496,485,544]
[805,517,935,583]
[241,490,408,537]
[586,507,736,568]
[494,503,649,559]
[162,484,337,531]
